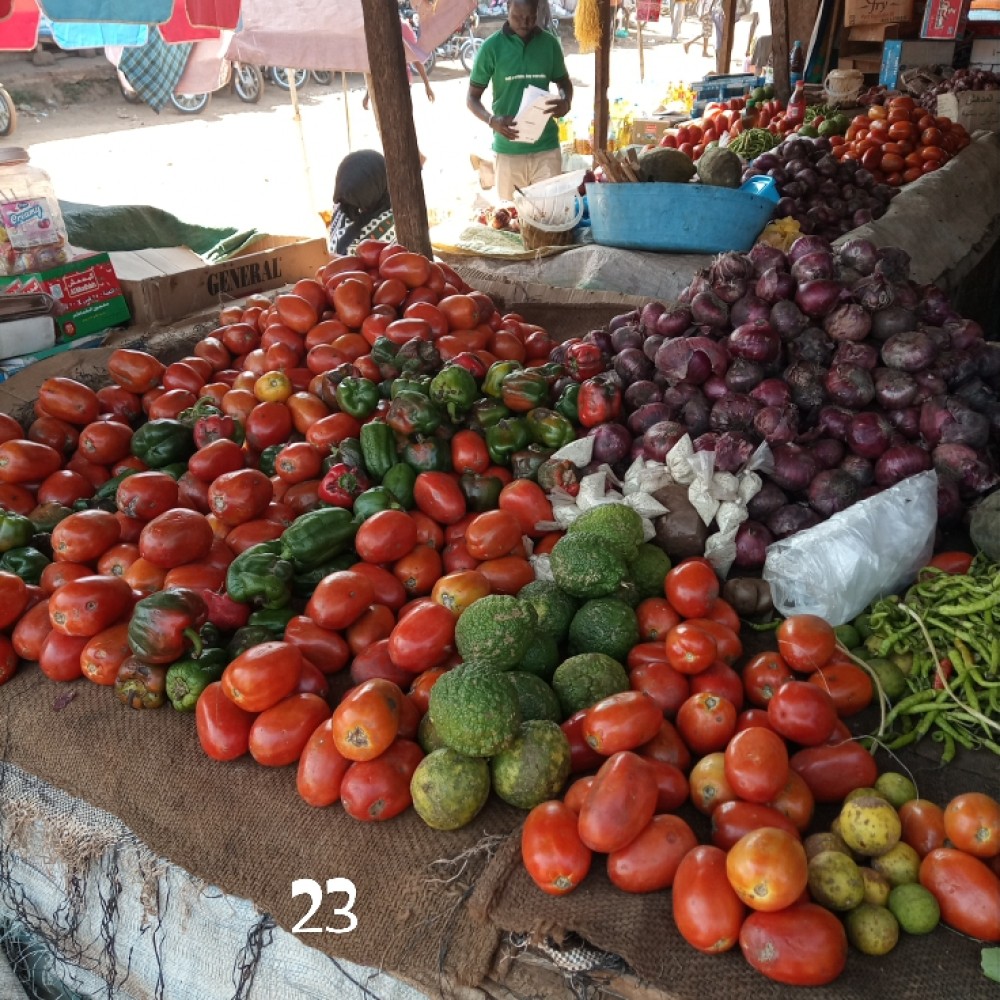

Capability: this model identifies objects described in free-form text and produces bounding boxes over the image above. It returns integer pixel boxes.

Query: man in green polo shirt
[467,0,573,200]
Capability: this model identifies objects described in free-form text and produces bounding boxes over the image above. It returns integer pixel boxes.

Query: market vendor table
[438,132,1000,304]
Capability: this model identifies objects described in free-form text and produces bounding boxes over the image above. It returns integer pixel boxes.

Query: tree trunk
[593,0,613,153]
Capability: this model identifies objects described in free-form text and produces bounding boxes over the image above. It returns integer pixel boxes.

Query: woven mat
[431,222,580,261]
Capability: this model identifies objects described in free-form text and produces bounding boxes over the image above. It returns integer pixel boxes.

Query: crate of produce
[585,176,779,254]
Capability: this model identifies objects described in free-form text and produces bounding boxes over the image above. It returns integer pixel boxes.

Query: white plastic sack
[762,471,939,626]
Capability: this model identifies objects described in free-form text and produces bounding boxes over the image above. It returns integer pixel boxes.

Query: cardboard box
[0,252,130,341]
[937,90,1000,132]
[880,39,957,86]
[109,235,330,329]
[845,0,915,27]
[630,117,675,146]
[839,53,886,73]
[921,0,965,38]
[971,37,1000,70]
[0,332,106,385]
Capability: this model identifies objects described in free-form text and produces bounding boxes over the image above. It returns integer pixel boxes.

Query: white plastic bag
[761,471,938,626]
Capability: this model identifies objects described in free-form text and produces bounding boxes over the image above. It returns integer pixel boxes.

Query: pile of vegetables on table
[916,67,1000,113]
[0,238,998,987]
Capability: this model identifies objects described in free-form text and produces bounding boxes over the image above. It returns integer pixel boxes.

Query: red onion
[787,327,834,366]
[920,397,991,450]
[730,293,771,328]
[747,480,788,520]
[795,279,842,318]
[944,318,984,352]
[788,235,829,263]
[662,383,702,411]
[881,331,937,373]
[724,357,765,395]
[875,246,911,284]
[812,438,846,469]
[624,380,661,412]
[770,443,819,493]
[681,395,712,438]
[913,369,948,403]
[936,475,963,523]
[823,302,871,343]
[693,432,718,454]
[613,348,654,384]
[690,290,729,328]
[756,268,797,305]
[808,469,860,516]
[702,376,730,402]
[767,503,822,539]
[710,251,755,284]
[644,421,688,462]
[836,237,878,276]
[639,301,666,334]
[932,444,1000,497]
[825,364,875,409]
[609,310,640,333]
[886,406,921,440]
[918,284,955,326]
[628,401,673,436]
[847,412,893,459]
[818,405,854,441]
[833,340,878,370]
[870,306,917,342]
[712,277,749,305]
[874,444,932,488]
[583,328,614,357]
[710,394,759,433]
[713,431,756,473]
[733,520,774,570]
[784,361,827,412]
[611,324,644,353]
[644,334,665,362]
[754,404,799,445]
[728,322,781,365]
[655,336,728,386]
[748,242,788,276]
[656,306,693,338]
[588,422,632,466]
[770,300,809,341]
[839,453,874,487]
[751,378,792,408]
[791,251,835,284]
[874,370,918,410]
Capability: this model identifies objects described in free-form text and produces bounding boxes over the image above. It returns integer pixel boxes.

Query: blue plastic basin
[586,176,779,254]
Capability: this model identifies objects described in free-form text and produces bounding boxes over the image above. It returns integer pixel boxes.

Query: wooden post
[637,20,645,84]
[361,0,431,258]
[717,0,737,75]
[342,71,352,150]
[771,0,790,103]
[594,0,613,154]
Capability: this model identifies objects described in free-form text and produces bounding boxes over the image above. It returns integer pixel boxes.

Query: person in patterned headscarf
[327,149,396,256]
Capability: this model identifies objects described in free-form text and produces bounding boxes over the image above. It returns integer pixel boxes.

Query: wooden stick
[618,155,639,183]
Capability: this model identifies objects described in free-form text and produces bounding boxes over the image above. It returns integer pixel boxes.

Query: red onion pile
[550,236,1000,569]
[918,68,1000,113]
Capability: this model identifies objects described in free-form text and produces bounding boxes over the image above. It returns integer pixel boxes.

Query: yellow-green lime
[845,903,900,956]
[874,772,918,809]
[839,796,902,856]
[888,883,941,935]
[860,867,892,906]
[871,841,921,886]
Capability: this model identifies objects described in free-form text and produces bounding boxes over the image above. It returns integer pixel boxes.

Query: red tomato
[711,800,801,851]
[688,752,738,815]
[331,678,403,761]
[476,556,533,596]
[38,630,88,682]
[899,798,947,857]
[297,718,351,807]
[789,740,878,803]
[0,571,29,631]
[767,680,837,745]
[139,509,214,569]
[582,691,663,755]
[0,634,16,685]
[689,660,744,711]
[646,758,689,813]
[920,848,1000,942]
[463,509,523,561]
[808,662,873,716]
[766,769,815,833]
[345,604,396,656]
[355,509,419,564]
[742,651,794,707]
[607,814,697,893]
[387,601,456,672]
[249,693,331,767]
[672,845,746,953]
[665,558,719,618]
[51,510,121,564]
[726,827,808,911]
[284,616,350,674]
[776,614,836,672]
[48,575,133,637]
[116,472,180,521]
[635,597,682,641]
[675,692,737,755]
[563,775,595,815]
[664,621,718,675]
[221,641,303,713]
[305,571,376,630]
[392,545,444,598]
[522,800,593,896]
[413,471,466,524]
[577,751,658,854]
[339,738,423,821]
[561,709,606,774]
[639,718,692,773]
[348,563,408,612]
[943,792,1000,859]
[12,600,53,661]
[430,569,491,618]
[629,659,689,718]
[498,479,553,538]
[923,551,974,575]
[739,904,847,986]
[684,617,742,665]
[723,726,789,803]
[207,468,273,527]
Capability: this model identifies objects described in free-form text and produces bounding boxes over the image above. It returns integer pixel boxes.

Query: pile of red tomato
[829,94,971,186]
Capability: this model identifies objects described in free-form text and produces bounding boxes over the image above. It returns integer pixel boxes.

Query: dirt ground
[3,12,764,243]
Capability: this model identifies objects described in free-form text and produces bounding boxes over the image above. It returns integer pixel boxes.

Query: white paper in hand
[513,85,555,143]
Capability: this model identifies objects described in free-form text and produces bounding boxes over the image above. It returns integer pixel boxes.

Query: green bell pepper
[128,588,209,664]
[257,443,284,478]
[0,546,49,585]
[28,503,74,534]
[555,382,581,423]
[226,540,295,609]
[335,377,380,420]
[165,647,229,712]
[511,445,554,481]
[352,486,402,521]
[382,462,416,509]
[485,417,531,466]
[130,418,195,469]
[248,607,298,634]
[292,552,357,598]
[537,457,581,496]
[500,370,550,412]
[386,390,441,437]
[390,373,432,399]
[360,420,397,482]
[94,468,142,505]
[430,365,479,422]
[115,658,168,710]
[371,336,400,379]
[402,436,452,474]
[395,338,441,376]
[280,506,357,571]
[178,396,222,428]
[0,511,34,554]
[525,408,576,449]
[483,360,523,399]
[529,361,567,388]
[459,473,504,513]
[227,625,276,659]
[469,397,511,432]
[323,436,366,475]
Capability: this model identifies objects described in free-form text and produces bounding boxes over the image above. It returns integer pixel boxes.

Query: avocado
[454,594,537,670]
[410,748,491,830]
[568,504,645,558]
[628,542,672,599]
[637,147,698,184]
[518,579,579,643]
[428,662,522,757]
[490,720,572,810]
[550,532,629,600]
[568,598,640,662]
[507,671,562,723]
[696,145,742,188]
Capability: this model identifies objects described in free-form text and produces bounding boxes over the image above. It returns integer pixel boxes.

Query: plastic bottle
[789,40,805,88]
[0,148,70,275]
[785,80,806,127]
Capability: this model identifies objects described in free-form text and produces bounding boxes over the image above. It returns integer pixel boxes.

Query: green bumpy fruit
[549,533,628,600]
[506,672,562,723]
[428,663,522,757]
[491,720,572,810]
[568,598,639,662]
[454,594,537,670]
[568,504,645,557]
[517,580,578,643]
[410,748,491,831]
[518,631,561,682]
[628,543,672,599]
[551,652,629,718]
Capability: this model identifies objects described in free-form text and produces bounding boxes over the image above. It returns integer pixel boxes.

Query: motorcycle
[0,83,15,137]
[423,13,482,75]
[117,60,262,114]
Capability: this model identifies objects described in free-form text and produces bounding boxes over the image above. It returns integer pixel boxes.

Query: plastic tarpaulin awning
[227,0,476,74]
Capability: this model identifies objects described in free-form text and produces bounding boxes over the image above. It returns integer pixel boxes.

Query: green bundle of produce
[728,128,778,159]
